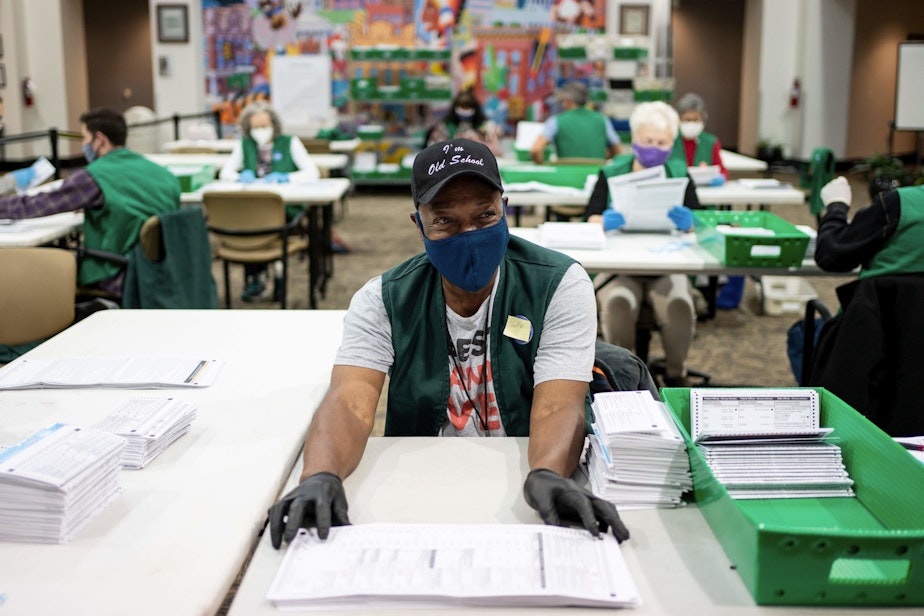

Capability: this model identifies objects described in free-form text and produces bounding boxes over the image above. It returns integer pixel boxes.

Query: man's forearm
[527,381,588,476]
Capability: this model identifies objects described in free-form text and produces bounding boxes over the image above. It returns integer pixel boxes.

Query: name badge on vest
[273,151,283,161]
[503,315,533,345]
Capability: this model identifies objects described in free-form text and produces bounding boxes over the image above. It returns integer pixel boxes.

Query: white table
[229,437,910,615]
[0,211,84,247]
[0,309,346,616]
[164,138,361,155]
[183,178,352,308]
[145,152,350,174]
[697,180,806,209]
[720,149,768,173]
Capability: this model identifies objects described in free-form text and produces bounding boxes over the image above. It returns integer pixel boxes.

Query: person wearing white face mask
[425,89,503,156]
[220,100,323,302]
[670,92,727,180]
[219,100,320,184]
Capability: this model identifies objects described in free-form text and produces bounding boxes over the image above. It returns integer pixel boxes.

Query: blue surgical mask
[416,212,510,293]
[83,142,98,164]
[632,143,672,168]
[455,107,476,121]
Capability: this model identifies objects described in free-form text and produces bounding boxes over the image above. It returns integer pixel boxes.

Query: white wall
[149,0,206,118]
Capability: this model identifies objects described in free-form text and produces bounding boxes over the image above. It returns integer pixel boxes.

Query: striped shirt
[0,169,104,219]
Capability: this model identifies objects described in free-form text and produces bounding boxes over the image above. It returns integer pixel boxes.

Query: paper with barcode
[690,388,822,442]
[0,357,223,389]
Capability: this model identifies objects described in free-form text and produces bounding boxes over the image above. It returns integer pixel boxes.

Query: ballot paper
[514,121,546,151]
[587,390,692,509]
[18,156,57,192]
[91,397,197,469]
[606,167,688,232]
[267,524,641,610]
[0,357,223,390]
[0,423,125,543]
[537,221,606,250]
[689,389,853,499]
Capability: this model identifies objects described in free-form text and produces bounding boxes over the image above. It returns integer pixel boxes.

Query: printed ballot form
[691,388,829,442]
[267,524,641,609]
[0,357,223,389]
[606,166,689,233]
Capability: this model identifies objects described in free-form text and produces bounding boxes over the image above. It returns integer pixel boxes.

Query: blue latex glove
[602,209,626,231]
[11,167,35,189]
[668,205,694,231]
[707,175,726,187]
[238,169,256,184]
[263,171,290,184]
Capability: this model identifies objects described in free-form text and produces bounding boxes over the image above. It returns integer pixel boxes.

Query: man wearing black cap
[529,81,621,164]
[269,138,629,548]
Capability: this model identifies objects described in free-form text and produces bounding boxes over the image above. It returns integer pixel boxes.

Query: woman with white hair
[672,92,727,180]
[584,101,702,387]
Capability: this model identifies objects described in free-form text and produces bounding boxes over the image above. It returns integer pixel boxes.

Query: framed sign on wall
[619,4,650,36]
[157,4,189,44]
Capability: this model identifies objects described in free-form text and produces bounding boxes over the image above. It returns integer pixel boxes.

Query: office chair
[801,274,924,436]
[202,191,309,309]
[803,147,835,224]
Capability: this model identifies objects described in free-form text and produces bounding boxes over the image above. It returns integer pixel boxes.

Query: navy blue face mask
[416,210,510,293]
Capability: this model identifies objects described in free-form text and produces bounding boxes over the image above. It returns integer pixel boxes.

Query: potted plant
[756,139,784,164]
[862,153,905,198]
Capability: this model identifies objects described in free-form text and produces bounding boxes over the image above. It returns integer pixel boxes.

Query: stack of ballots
[92,397,197,469]
[586,390,692,509]
[0,423,125,543]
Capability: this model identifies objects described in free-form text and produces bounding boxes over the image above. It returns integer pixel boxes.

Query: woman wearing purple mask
[584,101,702,387]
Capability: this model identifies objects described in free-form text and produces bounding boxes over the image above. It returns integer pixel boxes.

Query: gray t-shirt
[335,262,596,435]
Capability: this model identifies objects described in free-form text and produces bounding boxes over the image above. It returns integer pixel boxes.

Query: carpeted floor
[212,170,865,425]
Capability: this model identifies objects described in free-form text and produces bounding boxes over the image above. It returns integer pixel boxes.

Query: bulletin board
[270,54,332,133]
[895,42,924,130]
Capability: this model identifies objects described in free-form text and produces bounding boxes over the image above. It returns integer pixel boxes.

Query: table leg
[308,206,321,309]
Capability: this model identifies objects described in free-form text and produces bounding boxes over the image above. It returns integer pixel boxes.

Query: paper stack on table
[538,221,606,250]
[586,390,692,509]
[267,524,641,609]
[0,357,223,389]
[92,397,197,469]
[0,424,125,543]
[690,388,854,499]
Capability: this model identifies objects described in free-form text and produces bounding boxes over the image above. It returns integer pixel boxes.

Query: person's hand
[11,167,35,189]
[268,472,350,548]
[707,175,726,187]
[238,169,256,184]
[602,209,626,231]
[523,468,629,542]
[263,171,290,184]
[821,176,851,207]
[668,205,695,231]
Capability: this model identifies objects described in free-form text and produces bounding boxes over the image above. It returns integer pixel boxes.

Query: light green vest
[242,135,297,174]
[83,149,180,285]
[381,235,594,436]
[862,186,924,279]
[555,107,610,160]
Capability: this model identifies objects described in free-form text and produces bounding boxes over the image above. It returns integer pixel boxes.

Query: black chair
[802,274,924,436]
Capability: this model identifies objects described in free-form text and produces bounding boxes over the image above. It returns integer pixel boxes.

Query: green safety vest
[555,107,610,160]
[83,149,180,285]
[381,235,594,436]
[862,186,924,279]
[242,135,297,174]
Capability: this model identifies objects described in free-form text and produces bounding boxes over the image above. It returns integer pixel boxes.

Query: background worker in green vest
[815,177,924,279]
[268,138,629,548]
[584,101,702,387]
[529,81,621,164]
[671,92,727,181]
[0,107,180,300]
[220,100,323,301]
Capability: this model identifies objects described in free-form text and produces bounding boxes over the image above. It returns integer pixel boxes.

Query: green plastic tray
[661,387,924,606]
[693,210,810,267]
[499,163,600,189]
[167,164,215,193]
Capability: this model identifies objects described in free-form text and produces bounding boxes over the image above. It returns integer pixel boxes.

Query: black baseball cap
[411,138,504,207]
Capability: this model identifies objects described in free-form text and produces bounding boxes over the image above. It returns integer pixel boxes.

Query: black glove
[523,468,629,543]
[268,471,350,548]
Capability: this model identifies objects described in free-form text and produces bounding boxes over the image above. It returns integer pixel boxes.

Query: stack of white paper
[92,397,197,469]
[690,389,854,499]
[267,524,641,609]
[587,390,692,509]
[538,222,606,250]
[0,424,125,543]
[605,166,689,232]
[0,357,223,389]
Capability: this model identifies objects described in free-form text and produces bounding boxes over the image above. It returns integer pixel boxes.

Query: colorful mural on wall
[201,0,606,134]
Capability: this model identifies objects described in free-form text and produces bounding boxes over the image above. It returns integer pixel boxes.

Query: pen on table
[897,441,924,451]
